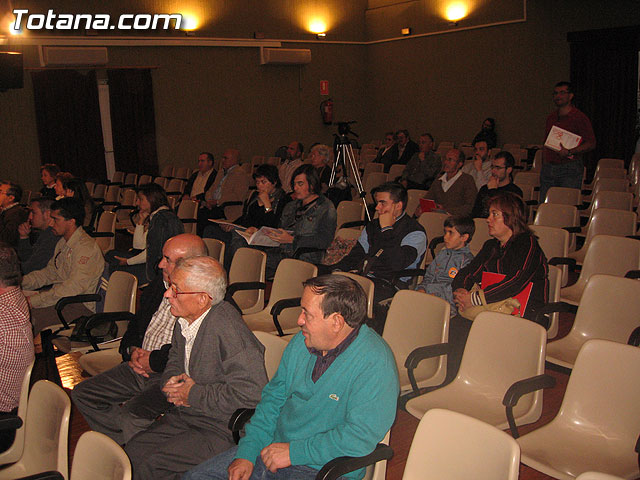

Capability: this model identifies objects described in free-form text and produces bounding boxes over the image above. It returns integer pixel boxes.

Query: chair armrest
[0,413,22,431]
[270,297,301,336]
[389,268,426,284]
[315,443,394,480]
[628,326,640,347]
[55,294,101,329]
[548,256,577,271]
[180,218,197,224]
[626,236,640,241]
[228,408,255,444]
[13,472,65,480]
[429,235,444,259]
[404,343,450,395]
[625,270,640,279]
[99,201,120,207]
[339,220,365,229]
[219,201,243,208]
[562,226,582,233]
[534,302,578,329]
[84,312,136,351]
[165,190,183,196]
[88,231,115,238]
[502,374,556,438]
[227,281,266,297]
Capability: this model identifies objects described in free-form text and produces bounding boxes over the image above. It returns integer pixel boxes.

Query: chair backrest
[576,472,625,480]
[589,190,633,213]
[530,224,569,289]
[468,218,490,256]
[571,235,640,295]
[159,165,174,178]
[123,173,138,186]
[85,182,95,196]
[387,163,405,179]
[104,185,120,203]
[581,208,636,249]
[363,172,388,195]
[596,158,625,170]
[514,171,540,187]
[176,199,198,234]
[103,271,137,314]
[203,238,225,264]
[593,166,627,182]
[0,359,34,465]
[553,340,640,464]
[336,200,365,229]
[228,248,267,314]
[418,211,448,261]
[592,177,629,195]
[546,264,562,339]
[173,167,190,180]
[569,274,640,346]
[71,431,131,480]
[544,187,581,205]
[252,331,288,380]
[406,189,427,216]
[265,259,318,331]
[362,162,384,177]
[92,184,107,200]
[166,178,185,194]
[95,210,116,253]
[138,175,152,185]
[153,177,168,189]
[382,290,449,391]
[0,380,71,479]
[119,188,136,207]
[404,408,520,480]
[533,203,579,229]
[332,272,375,320]
[111,171,125,184]
[457,313,546,418]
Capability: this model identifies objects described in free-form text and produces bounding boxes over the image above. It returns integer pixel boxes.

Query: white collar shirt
[177,307,211,376]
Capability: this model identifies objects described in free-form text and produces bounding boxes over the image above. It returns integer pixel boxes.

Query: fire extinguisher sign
[320,80,329,96]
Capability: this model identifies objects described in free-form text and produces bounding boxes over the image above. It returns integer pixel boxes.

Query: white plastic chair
[0,360,34,466]
[70,431,131,480]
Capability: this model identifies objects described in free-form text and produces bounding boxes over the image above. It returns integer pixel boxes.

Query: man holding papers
[540,81,596,202]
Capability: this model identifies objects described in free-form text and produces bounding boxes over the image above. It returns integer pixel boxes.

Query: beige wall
[0,0,637,192]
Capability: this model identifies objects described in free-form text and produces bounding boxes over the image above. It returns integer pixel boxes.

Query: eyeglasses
[491,164,507,170]
[553,90,570,96]
[167,283,212,299]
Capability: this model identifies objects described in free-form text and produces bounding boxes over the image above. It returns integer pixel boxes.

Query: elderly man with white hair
[124,256,268,480]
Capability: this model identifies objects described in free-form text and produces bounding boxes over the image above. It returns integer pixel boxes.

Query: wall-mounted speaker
[0,52,24,91]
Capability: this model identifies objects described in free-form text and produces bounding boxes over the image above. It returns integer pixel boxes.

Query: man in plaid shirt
[0,244,34,452]
[72,233,208,445]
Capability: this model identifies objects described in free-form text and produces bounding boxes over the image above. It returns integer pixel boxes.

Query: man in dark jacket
[183,152,217,203]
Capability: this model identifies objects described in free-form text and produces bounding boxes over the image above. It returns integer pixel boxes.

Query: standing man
[72,234,208,446]
[279,141,304,194]
[124,256,267,479]
[472,151,523,218]
[0,182,29,249]
[400,133,442,190]
[184,152,217,203]
[462,138,492,190]
[184,274,399,480]
[0,245,34,452]
[17,198,59,274]
[539,81,596,202]
[22,198,104,334]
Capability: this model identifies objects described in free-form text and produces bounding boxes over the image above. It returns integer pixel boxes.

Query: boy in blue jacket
[416,215,475,316]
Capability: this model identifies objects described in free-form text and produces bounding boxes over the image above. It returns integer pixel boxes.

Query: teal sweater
[236,325,399,479]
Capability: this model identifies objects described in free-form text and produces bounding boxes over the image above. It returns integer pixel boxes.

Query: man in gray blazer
[124,256,268,480]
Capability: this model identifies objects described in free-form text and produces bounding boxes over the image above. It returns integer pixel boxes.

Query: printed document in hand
[544,125,582,152]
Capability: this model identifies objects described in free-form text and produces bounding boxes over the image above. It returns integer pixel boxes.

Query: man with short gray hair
[125,255,268,479]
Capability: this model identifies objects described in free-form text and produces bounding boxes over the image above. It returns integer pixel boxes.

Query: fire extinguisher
[320,98,333,125]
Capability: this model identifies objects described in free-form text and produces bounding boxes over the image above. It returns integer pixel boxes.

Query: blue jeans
[183,446,329,480]
[539,159,583,203]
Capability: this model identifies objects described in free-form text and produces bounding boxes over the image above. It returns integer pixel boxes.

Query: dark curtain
[569,26,640,177]
[108,69,159,176]
[31,69,107,181]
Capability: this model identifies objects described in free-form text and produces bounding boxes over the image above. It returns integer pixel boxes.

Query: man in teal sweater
[184,275,399,480]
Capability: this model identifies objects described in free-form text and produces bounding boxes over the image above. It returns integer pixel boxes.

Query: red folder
[481,272,532,317]
[419,198,437,213]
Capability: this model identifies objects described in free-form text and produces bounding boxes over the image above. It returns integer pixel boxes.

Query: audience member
[184,274,399,480]
[39,164,60,199]
[124,256,268,479]
[54,172,74,200]
[62,177,97,227]
[17,198,59,274]
[183,152,217,202]
[263,164,336,277]
[373,131,397,166]
[279,141,304,194]
[416,215,474,316]
[462,138,492,189]
[540,81,596,202]
[328,182,426,332]
[22,197,104,335]
[200,149,250,233]
[308,143,332,189]
[0,181,29,248]
[449,192,548,381]
[0,245,34,453]
[400,132,441,190]
[472,117,497,149]
[416,149,477,217]
[72,234,208,445]
[471,151,523,218]
[384,129,419,172]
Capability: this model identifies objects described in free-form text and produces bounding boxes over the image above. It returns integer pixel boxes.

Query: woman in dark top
[447,191,548,382]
